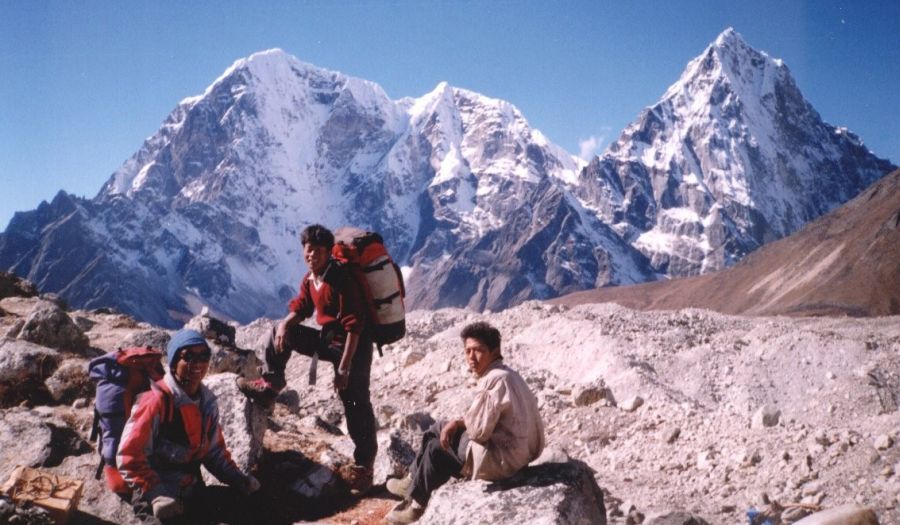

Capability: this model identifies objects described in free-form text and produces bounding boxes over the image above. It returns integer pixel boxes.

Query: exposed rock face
[571,28,895,278]
[421,461,607,525]
[13,300,90,353]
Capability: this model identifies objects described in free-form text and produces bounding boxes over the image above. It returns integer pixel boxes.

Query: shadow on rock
[253,449,356,524]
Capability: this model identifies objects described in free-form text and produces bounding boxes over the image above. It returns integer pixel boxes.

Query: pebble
[752,405,781,429]
[621,395,645,412]
[873,434,893,450]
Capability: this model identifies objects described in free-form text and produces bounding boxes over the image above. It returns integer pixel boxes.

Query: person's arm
[117,392,166,500]
[333,266,366,390]
[463,376,510,444]
[275,310,301,353]
[333,331,359,390]
[440,418,466,451]
[278,275,314,352]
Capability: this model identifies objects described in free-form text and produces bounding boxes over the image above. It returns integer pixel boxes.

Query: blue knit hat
[166,329,209,367]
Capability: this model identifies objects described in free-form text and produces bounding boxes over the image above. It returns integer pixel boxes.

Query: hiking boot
[385,475,412,498]
[235,377,281,408]
[385,499,425,524]
[339,464,373,496]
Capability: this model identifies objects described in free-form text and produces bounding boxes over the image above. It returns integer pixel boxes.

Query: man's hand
[151,495,184,519]
[242,475,261,495]
[333,369,350,391]
[274,321,288,354]
[440,419,463,451]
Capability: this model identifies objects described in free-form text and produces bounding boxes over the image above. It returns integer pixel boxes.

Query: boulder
[644,511,711,525]
[0,339,60,407]
[0,271,38,299]
[421,460,606,525]
[793,505,879,525]
[120,328,171,351]
[373,432,417,486]
[45,359,93,404]
[47,453,142,525]
[203,373,267,478]
[207,341,263,378]
[186,311,236,346]
[15,300,90,353]
[0,407,93,469]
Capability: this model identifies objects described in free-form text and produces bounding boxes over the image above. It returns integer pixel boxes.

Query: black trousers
[408,421,470,505]
[132,485,256,525]
[264,324,377,468]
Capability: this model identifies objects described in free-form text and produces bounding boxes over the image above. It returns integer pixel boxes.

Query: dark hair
[460,321,501,351]
[300,224,334,249]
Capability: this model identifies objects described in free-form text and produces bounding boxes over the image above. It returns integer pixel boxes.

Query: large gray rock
[14,300,90,353]
[186,312,237,346]
[45,358,93,404]
[48,453,142,525]
[0,338,60,407]
[203,373,266,477]
[0,271,38,299]
[207,341,263,378]
[373,431,417,486]
[793,505,879,525]
[120,328,171,351]
[0,407,93,469]
[420,460,606,525]
[644,510,711,525]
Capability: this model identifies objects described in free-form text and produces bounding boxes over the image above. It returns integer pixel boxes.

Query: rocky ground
[1,271,898,524]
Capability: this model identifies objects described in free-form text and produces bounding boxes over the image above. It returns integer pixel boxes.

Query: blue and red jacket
[117,372,248,501]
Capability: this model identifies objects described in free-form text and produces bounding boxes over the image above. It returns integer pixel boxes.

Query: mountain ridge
[1,29,894,326]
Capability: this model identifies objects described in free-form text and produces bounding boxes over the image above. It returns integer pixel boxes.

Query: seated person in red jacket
[118,329,260,524]
[238,223,377,494]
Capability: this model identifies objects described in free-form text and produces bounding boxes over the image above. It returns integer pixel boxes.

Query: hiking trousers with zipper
[263,324,377,468]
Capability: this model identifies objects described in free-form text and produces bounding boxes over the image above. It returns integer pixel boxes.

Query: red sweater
[288,261,365,334]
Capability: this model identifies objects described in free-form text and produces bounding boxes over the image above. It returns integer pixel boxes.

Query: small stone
[826,371,836,380]
[664,427,681,444]
[881,466,894,477]
[814,429,831,446]
[873,434,893,450]
[621,395,645,412]
[572,381,614,407]
[751,405,781,429]
[801,481,822,496]
[401,350,425,367]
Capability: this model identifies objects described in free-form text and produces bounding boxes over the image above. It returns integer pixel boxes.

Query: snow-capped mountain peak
[1,37,893,327]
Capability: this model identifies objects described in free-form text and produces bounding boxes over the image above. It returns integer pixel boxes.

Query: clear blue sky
[2,0,898,230]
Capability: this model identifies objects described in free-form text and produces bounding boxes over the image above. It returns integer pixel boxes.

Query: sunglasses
[179,350,212,364]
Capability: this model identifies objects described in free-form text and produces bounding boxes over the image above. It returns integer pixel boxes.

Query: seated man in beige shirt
[385,321,546,524]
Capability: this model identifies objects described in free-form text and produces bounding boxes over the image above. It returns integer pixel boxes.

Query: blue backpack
[88,347,164,488]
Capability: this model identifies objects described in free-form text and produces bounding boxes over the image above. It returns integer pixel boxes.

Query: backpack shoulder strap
[149,380,175,424]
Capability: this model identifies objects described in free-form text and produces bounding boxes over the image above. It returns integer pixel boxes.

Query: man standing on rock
[237,224,377,494]
[118,329,260,524]
[385,321,546,524]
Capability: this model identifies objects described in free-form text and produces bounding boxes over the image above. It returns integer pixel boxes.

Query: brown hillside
[553,169,900,317]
